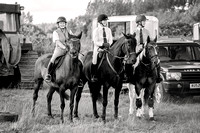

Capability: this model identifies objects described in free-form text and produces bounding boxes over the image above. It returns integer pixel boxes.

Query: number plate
[190,83,200,89]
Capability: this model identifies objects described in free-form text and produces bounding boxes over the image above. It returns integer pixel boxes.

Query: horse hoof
[74,116,80,120]
[149,117,156,122]
[48,114,54,119]
[94,115,99,119]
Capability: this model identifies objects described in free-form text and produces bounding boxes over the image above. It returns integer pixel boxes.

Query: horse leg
[148,84,156,121]
[74,86,84,118]
[101,85,108,122]
[69,86,78,122]
[47,86,56,118]
[32,78,43,116]
[88,82,100,118]
[114,86,122,120]
[135,83,143,118]
[55,88,69,101]
[140,88,145,116]
[128,83,135,115]
[59,86,65,123]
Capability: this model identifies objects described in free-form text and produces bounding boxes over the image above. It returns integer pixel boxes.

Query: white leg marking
[128,83,135,115]
[149,107,154,118]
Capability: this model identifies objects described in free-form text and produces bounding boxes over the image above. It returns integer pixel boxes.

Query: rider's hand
[103,43,110,49]
[136,45,143,53]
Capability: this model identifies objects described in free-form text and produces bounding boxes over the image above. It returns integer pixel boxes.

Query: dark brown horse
[74,33,137,122]
[32,32,82,123]
[129,36,158,121]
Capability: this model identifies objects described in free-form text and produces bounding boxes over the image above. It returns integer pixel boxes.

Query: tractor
[0,2,38,89]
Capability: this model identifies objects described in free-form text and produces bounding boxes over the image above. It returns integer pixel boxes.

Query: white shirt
[93,24,113,47]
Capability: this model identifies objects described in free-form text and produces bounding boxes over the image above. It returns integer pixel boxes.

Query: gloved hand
[103,43,110,49]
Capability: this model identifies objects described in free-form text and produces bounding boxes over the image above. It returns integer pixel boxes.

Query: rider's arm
[53,31,67,50]
[93,28,103,47]
[107,28,113,45]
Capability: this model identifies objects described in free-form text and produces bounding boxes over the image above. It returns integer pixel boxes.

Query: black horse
[74,33,137,122]
[32,32,82,123]
[130,36,158,121]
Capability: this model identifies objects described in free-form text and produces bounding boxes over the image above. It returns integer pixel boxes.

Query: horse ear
[68,32,72,39]
[153,36,157,42]
[77,32,82,39]
[147,36,150,43]
[133,32,136,37]
[122,32,129,39]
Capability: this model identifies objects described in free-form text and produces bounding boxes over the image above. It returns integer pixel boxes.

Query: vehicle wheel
[0,112,18,122]
[157,83,170,102]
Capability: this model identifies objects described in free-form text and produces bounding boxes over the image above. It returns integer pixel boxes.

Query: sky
[0,0,91,24]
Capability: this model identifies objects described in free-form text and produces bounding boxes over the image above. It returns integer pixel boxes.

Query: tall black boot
[91,63,98,82]
[45,62,54,82]
[156,63,162,83]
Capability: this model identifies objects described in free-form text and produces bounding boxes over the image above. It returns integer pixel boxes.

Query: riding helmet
[97,14,108,22]
[57,16,67,23]
[136,15,148,23]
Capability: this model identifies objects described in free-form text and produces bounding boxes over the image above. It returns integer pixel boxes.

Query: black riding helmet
[136,15,148,23]
[57,16,67,23]
[97,14,108,22]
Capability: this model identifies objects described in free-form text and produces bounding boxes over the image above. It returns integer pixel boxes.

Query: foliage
[20,0,200,55]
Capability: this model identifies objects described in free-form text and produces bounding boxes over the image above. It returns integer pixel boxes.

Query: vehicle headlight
[166,72,181,81]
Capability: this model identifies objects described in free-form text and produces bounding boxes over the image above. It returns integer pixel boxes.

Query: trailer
[92,15,159,41]
[193,22,200,44]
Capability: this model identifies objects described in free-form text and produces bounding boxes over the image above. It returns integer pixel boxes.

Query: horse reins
[99,39,135,75]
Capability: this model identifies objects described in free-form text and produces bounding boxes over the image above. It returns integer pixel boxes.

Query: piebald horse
[128,36,159,121]
[32,32,82,123]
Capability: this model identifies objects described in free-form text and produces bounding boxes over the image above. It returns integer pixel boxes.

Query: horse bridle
[140,44,158,69]
[102,38,136,75]
[68,38,81,58]
[102,38,136,62]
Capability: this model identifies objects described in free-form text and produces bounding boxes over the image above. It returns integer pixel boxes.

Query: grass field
[0,88,200,133]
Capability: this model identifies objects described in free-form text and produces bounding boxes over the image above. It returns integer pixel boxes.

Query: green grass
[0,88,200,133]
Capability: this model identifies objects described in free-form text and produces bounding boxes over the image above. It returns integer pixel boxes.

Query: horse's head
[121,33,137,64]
[68,32,82,58]
[144,36,159,69]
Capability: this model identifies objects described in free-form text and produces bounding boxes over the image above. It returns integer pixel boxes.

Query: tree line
[21,0,200,54]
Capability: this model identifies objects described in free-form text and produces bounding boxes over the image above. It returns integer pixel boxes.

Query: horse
[128,36,159,121]
[73,33,137,123]
[32,32,82,123]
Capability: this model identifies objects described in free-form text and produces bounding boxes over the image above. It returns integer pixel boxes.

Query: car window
[108,22,130,40]
[158,44,200,62]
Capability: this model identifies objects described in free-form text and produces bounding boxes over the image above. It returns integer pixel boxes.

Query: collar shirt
[134,27,150,46]
[92,24,113,48]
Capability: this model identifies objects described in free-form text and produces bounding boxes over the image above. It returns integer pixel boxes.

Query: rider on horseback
[91,14,113,82]
[133,14,162,83]
[45,16,73,82]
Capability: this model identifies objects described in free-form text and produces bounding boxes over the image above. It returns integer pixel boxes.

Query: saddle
[45,54,66,81]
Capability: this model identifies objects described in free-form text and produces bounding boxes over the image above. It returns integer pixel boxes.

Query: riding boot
[91,63,98,82]
[156,63,163,83]
[45,62,54,82]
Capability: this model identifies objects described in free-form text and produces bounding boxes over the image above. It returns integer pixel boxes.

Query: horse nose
[70,49,77,55]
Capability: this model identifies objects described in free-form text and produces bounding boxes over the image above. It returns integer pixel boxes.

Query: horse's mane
[110,36,125,49]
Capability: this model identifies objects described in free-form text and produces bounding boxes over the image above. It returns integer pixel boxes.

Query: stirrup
[45,74,52,83]
[78,80,84,87]
[91,76,98,82]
